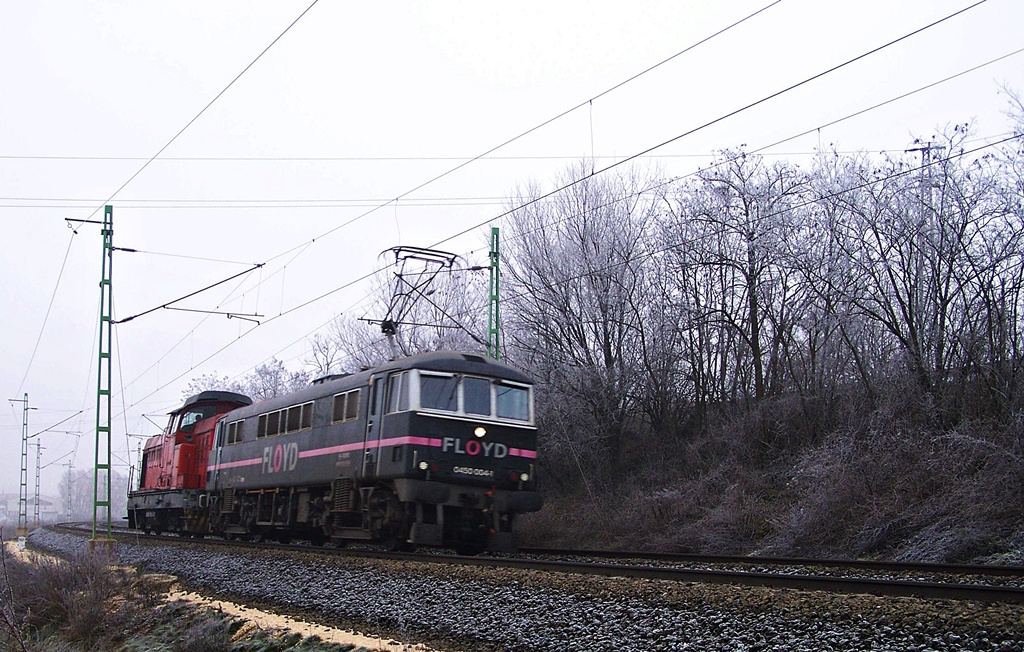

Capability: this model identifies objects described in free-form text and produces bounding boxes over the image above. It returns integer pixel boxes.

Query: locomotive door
[361,375,386,478]
[209,420,225,490]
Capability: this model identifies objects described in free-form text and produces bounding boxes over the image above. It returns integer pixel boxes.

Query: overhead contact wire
[116,0,985,415]
[257,0,785,266]
[75,1,320,223]
[429,0,990,250]
[16,229,77,396]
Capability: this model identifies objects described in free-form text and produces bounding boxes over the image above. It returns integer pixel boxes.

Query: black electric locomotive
[130,351,542,553]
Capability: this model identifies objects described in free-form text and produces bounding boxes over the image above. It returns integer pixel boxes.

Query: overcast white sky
[2,0,1022,498]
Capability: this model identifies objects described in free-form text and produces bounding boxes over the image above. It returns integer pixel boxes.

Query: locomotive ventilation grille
[331,478,354,512]
[221,488,235,514]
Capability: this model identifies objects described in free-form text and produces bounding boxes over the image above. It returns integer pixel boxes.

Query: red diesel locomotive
[127,351,542,553]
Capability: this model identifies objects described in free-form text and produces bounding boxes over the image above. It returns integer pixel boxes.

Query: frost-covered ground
[30,530,1024,652]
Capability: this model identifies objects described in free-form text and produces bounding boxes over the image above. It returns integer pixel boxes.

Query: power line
[248,0,785,268]
[8,2,788,416]
[101,6,782,407]
[16,229,77,396]
[500,134,1024,309]
[100,0,991,427]
[113,0,993,420]
[491,47,1024,259]
[28,411,84,440]
[57,1,793,409]
[0,153,736,162]
[112,264,263,324]
[428,0,991,251]
[72,1,320,223]
[751,47,1024,158]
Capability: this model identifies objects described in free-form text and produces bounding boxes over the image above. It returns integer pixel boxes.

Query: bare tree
[58,468,128,522]
[504,161,661,479]
[183,357,310,402]
[664,151,808,411]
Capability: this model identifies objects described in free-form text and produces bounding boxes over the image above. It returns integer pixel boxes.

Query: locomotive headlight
[474,427,487,438]
[418,461,429,470]
[520,473,530,482]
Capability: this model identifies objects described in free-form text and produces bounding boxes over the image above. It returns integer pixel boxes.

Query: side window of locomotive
[301,402,313,429]
[420,374,458,412]
[463,377,492,416]
[332,390,360,423]
[225,420,244,445]
[256,402,314,437]
[496,383,531,421]
[386,372,409,414]
[345,390,359,420]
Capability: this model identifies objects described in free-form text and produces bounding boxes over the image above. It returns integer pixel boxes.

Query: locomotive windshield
[496,382,530,420]
[179,405,217,432]
[415,371,532,423]
[420,375,458,411]
[463,377,491,415]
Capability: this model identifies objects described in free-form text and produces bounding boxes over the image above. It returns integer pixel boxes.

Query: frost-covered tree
[504,161,662,480]
[182,357,310,402]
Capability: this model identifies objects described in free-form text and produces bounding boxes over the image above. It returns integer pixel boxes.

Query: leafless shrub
[765,417,1024,561]
[174,613,234,652]
[0,536,30,652]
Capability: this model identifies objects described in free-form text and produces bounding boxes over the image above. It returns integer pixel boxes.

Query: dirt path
[168,586,443,651]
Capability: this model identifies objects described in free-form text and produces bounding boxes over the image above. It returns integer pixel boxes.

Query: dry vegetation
[519,388,1024,562]
[0,535,376,652]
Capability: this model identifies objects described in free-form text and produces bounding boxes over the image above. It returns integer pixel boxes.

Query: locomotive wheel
[367,487,411,549]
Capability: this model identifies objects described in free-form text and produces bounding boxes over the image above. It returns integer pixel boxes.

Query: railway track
[52,522,1024,604]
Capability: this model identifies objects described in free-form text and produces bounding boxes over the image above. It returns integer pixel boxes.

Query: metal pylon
[15,393,29,537]
[31,441,42,528]
[487,227,500,360]
[92,205,114,541]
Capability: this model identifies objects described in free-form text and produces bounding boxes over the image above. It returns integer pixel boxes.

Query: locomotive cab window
[301,402,314,429]
[412,371,533,423]
[386,372,410,413]
[420,373,458,412]
[286,405,302,432]
[463,376,491,416]
[180,405,216,433]
[496,382,531,421]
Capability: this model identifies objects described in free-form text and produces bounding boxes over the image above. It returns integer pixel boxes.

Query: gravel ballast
[29,529,1024,651]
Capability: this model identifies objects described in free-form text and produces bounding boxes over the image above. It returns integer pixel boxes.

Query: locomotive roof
[378,350,533,383]
[222,351,532,421]
[175,390,253,414]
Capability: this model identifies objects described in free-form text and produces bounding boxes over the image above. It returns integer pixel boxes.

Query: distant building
[0,493,62,526]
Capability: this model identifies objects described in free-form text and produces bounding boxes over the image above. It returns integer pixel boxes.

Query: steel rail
[435,554,1024,604]
[48,524,1024,604]
[519,546,1024,578]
